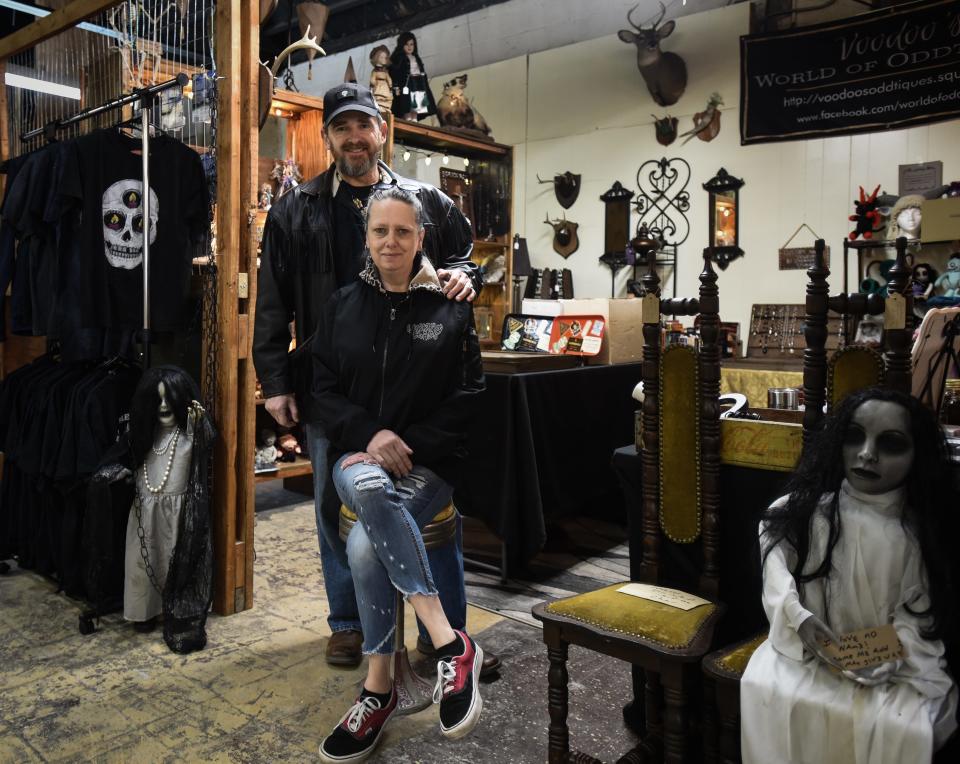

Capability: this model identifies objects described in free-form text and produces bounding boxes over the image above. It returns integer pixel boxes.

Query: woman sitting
[312,186,485,763]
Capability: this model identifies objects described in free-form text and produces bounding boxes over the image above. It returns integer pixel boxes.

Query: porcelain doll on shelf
[740,388,958,764]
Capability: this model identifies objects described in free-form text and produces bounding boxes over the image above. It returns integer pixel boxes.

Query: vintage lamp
[703,168,744,269]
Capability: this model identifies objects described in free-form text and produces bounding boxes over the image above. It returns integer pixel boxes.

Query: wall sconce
[702,167,744,270]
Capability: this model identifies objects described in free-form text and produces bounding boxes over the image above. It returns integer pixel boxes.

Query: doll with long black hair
[740,387,958,763]
[117,366,216,653]
[388,32,437,121]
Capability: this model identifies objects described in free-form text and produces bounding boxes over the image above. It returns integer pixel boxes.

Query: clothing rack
[21,73,189,368]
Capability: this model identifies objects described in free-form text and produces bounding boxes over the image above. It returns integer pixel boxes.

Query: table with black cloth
[455,363,642,571]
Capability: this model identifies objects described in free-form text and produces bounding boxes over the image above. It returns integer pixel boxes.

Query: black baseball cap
[323,83,381,127]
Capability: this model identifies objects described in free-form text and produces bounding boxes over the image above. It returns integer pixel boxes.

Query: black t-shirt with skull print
[60,129,208,331]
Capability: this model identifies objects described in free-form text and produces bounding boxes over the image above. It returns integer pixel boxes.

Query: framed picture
[439,168,475,235]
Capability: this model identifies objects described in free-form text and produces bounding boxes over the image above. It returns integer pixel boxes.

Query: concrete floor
[0,501,638,763]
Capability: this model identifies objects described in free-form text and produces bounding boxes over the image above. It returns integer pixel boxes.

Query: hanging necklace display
[143,428,181,494]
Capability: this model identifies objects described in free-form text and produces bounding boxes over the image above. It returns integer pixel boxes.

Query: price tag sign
[617,583,710,611]
[642,294,660,324]
[884,293,906,330]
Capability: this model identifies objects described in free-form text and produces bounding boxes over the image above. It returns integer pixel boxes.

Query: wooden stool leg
[702,673,719,764]
[663,675,690,764]
[391,589,433,715]
[547,639,570,764]
[644,670,663,742]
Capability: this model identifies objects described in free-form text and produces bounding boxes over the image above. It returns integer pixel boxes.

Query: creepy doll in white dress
[741,388,958,763]
[118,366,216,653]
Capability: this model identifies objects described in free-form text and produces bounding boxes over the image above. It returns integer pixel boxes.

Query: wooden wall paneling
[287,109,327,184]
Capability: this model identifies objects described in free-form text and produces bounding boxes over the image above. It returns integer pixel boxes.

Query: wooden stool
[338,501,458,715]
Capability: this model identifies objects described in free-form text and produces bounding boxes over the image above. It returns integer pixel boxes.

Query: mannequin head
[841,399,914,495]
[130,366,201,464]
[886,194,924,239]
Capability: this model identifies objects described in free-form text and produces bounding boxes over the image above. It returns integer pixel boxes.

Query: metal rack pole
[140,93,152,368]
[20,73,188,141]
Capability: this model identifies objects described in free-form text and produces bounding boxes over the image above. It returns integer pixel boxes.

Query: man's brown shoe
[327,629,363,667]
[417,635,502,678]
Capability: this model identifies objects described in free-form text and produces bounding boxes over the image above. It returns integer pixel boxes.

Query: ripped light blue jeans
[332,453,458,655]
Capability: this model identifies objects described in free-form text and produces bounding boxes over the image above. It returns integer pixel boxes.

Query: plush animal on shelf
[254,428,278,471]
[437,74,492,138]
[277,431,303,462]
[935,254,960,297]
[740,388,959,764]
[848,184,882,240]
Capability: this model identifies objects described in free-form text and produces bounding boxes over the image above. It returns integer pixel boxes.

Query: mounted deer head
[544,212,580,259]
[618,2,688,107]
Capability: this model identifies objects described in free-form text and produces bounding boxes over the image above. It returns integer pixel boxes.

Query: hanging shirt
[60,129,208,331]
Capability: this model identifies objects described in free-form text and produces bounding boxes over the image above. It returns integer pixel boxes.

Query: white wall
[293,0,960,337]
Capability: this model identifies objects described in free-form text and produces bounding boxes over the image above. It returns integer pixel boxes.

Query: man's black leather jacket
[252,160,480,406]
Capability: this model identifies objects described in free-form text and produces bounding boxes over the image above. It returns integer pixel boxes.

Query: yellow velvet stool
[701,633,766,763]
[338,502,457,715]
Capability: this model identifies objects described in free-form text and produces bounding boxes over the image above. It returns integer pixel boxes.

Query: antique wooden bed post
[802,239,830,443]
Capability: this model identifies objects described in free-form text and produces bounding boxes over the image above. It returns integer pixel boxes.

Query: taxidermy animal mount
[537,171,581,209]
[258,26,326,129]
[437,74,492,138]
[618,2,688,107]
[652,114,678,146]
[849,184,883,240]
[680,92,723,144]
[544,213,580,259]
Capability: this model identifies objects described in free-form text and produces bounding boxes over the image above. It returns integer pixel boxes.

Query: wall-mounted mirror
[703,168,744,269]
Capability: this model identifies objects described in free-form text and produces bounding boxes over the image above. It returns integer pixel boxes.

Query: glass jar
[941,379,960,426]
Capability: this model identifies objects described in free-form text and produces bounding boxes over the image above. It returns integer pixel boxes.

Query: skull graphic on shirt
[101,180,159,270]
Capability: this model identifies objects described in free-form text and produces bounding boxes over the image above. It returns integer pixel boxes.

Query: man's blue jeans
[305,424,466,640]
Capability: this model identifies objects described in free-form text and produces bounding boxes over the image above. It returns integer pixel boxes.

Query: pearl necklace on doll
[143,427,181,494]
[152,427,178,456]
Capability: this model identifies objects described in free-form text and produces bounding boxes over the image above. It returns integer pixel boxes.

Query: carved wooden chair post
[533,251,724,764]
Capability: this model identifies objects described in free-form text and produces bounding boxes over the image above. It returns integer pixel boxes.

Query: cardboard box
[521,298,564,317]
[921,198,960,243]
[559,297,644,364]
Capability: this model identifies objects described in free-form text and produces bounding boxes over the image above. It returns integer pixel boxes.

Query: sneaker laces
[344,695,381,733]
[432,657,457,704]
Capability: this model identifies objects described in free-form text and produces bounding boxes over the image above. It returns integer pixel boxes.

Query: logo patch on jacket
[409,322,443,342]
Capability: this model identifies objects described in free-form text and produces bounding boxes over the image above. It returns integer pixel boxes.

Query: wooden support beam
[0,0,121,61]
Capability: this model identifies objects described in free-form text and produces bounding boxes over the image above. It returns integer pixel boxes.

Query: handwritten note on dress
[617,583,711,611]
[819,624,905,671]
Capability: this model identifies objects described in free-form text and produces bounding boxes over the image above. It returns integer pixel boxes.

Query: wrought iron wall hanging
[631,156,691,248]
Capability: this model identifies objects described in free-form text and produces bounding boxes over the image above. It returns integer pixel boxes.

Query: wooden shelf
[393,118,511,158]
[254,456,312,483]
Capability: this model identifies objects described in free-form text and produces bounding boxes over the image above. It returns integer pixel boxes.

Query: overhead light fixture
[424,155,432,166]
[463,157,470,167]
[402,149,411,161]
[4,72,80,100]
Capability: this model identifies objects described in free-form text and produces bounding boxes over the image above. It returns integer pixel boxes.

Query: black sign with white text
[741,0,960,144]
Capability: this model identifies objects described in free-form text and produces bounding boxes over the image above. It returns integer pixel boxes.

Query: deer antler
[270,25,326,81]
[626,3,643,30]
[654,1,667,28]
[536,174,556,185]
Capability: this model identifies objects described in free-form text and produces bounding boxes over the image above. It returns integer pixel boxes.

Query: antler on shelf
[270,25,326,81]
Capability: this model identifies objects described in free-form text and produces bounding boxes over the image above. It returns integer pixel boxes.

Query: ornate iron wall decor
[632,156,691,248]
[703,167,745,270]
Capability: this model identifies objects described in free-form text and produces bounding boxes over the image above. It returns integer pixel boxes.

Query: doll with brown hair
[369,45,393,111]
[740,388,958,763]
[389,32,437,121]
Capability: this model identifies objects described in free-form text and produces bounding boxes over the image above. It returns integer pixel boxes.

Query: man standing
[253,83,499,675]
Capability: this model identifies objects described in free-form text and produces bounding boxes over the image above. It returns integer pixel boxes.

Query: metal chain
[134,487,164,595]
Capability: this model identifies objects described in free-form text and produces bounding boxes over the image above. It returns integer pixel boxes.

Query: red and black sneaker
[432,630,484,739]
[318,689,397,763]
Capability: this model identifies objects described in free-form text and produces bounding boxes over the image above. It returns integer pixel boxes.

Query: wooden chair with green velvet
[700,237,915,764]
[532,248,724,764]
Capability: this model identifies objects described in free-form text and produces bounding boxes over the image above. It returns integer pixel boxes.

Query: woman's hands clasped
[340,429,413,478]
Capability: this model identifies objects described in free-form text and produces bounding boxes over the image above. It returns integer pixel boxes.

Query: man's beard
[336,146,378,178]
